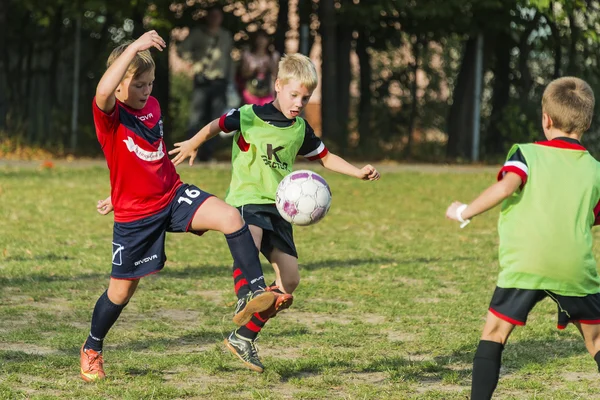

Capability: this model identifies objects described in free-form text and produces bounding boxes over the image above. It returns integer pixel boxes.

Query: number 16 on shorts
[177,188,201,205]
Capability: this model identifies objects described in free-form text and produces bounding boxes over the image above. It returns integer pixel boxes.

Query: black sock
[84,291,128,352]
[233,263,251,300]
[471,340,504,400]
[236,313,268,341]
[594,351,600,372]
[225,224,265,292]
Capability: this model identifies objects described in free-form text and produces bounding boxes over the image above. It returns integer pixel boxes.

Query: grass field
[2,163,600,399]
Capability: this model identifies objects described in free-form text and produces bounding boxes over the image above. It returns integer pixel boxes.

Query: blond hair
[277,53,318,91]
[542,77,595,135]
[107,41,155,79]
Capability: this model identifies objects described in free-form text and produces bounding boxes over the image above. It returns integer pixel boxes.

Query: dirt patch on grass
[394,277,425,286]
[155,309,201,323]
[562,371,600,382]
[279,310,351,327]
[279,310,386,329]
[386,330,415,342]
[348,371,387,384]
[415,379,465,394]
[259,345,303,360]
[415,297,441,303]
[187,289,226,305]
[0,342,60,355]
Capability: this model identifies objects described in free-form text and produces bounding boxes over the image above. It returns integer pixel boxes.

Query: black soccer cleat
[224,331,264,373]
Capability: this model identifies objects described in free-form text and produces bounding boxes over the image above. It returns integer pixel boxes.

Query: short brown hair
[542,77,595,134]
[107,41,155,79]
[277,53,318,91]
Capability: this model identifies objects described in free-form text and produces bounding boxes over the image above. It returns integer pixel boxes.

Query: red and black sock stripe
[233,264,251,300]
[236,313,269,341]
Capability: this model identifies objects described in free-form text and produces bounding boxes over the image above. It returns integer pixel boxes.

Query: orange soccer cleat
[80,345,106,382]
[258,285,293,319]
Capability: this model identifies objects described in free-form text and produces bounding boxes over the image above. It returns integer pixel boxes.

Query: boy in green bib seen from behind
[446,76,600,400]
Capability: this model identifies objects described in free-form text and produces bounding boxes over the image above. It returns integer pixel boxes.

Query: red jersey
[93,96,182,223]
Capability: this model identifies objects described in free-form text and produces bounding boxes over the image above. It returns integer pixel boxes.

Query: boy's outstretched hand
[446,201,470,228]
[446,201,466,222]
[359,165,380,181]
[97,196,113,215]
[169,140,198,167]
[131,30,166,53]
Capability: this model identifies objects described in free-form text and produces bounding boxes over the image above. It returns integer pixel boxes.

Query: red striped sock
[236,313,269,341]
[233,265,250,300]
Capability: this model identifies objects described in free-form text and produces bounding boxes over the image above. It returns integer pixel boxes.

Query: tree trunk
[566,11,578,75]
[446,37,476,159]
[155,29,171,148]
[546,13,562,78]
[298,0,311,55]
[318,0,339,145]
[356,29,372,150]
[335,22,352,153]
[274,0,289,56]
[486,32,512,156]
[405,35,423,159]
[517,12,541,102]
[0,0,6,130]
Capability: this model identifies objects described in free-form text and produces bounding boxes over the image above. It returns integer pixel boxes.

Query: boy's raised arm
[446,172,522,225]
[318,152,380,181]
[95,31,166,113]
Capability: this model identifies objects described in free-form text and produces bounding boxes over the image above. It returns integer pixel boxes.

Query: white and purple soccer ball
[276,170,332,226]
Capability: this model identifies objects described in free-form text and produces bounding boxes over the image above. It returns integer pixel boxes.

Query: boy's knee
[107,290,133,305]
[222,207,244,233]
[107,283,138,305]
[480,331,509,345]
[281,275,300,293]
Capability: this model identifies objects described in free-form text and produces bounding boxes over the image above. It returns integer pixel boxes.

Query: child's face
[117,70,155,110]
[274,79,313,119]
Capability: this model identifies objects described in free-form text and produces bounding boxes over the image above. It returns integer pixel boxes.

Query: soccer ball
[276,170,332,226]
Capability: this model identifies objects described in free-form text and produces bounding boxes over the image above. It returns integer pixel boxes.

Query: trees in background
[3,0,600,161]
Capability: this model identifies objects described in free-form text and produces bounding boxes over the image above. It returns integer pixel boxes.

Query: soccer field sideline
[0,159,500,175]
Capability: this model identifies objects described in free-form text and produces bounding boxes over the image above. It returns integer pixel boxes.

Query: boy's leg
[270,248,300,294]
[471,312,515,400]
[226,248,298,372]
[185,195,273,324]
[189,196,268,292]
[574,322,600,371]
[237,249,299,340]
[81,278,139,382]
[232,225,263,301]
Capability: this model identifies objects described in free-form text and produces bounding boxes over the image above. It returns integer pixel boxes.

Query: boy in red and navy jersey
[80,31,276,382]
[94,95,181,222]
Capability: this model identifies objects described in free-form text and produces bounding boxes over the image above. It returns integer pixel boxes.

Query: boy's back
[498,140,600,296]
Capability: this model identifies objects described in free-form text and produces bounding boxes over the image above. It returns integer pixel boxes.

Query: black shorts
[111,184,213,279]
[238,204,298,259]
[489,287,600,329]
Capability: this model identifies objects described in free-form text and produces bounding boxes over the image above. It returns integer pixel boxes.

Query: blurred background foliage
[1,0,600,162]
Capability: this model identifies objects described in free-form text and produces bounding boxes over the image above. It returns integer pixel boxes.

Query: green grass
[2,163,600,399]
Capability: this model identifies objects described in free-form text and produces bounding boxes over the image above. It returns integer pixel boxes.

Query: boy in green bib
[446,77,600,400]
[170,53,380,372]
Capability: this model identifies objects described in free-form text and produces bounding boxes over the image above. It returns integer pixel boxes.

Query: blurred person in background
[177,5,234,161]
[237,29,279,106]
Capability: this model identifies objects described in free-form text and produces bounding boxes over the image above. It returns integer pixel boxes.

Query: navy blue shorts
[489,287,600,329]
[111,184,213,279]
[238,204,298,259]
